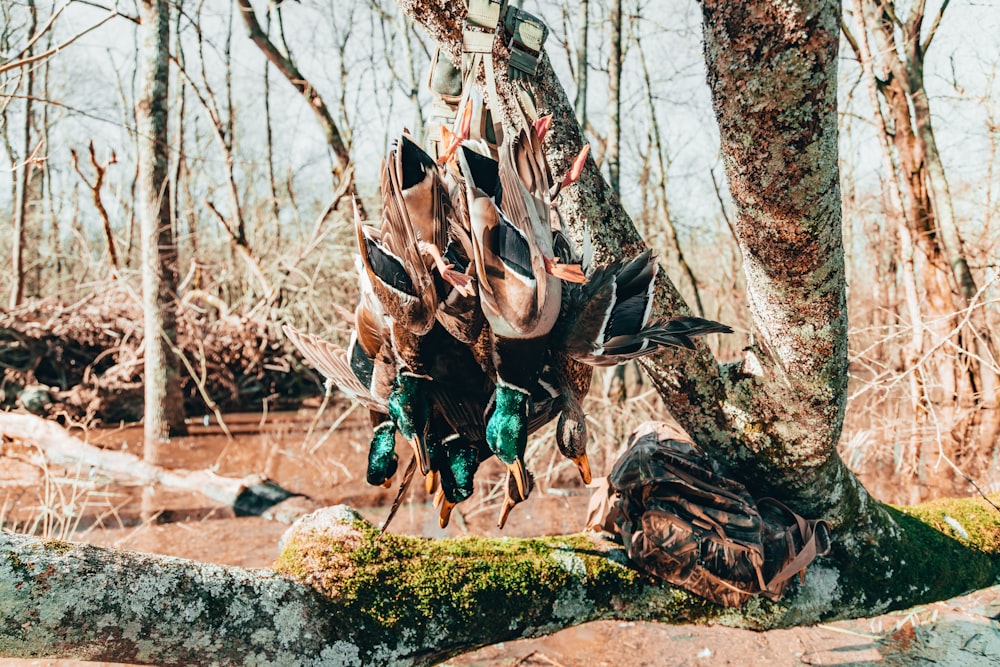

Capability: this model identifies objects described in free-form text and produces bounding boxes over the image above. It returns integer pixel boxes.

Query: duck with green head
[356,134,477,477]
[282,325,401,487]
[457,122,586,500]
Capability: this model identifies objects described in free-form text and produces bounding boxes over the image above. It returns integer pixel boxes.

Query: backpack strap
[758,497,832,595]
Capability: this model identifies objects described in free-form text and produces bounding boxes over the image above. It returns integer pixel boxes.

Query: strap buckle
[464,0,506,53]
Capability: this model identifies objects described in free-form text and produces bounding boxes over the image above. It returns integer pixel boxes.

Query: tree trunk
[9,0,36,309]
[606,0,622,196]
[137,0,187,455]
[695,0,851,513]
[574,0,589,128]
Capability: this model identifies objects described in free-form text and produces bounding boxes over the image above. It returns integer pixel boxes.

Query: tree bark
[137,0,187,453]
[698,0,850,509]
[9,0,36,309]
[3,502,999,666]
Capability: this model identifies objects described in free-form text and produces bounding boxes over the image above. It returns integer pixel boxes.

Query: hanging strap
[758,498,832,595]
[463,0,506,72]
[426,47,464,159]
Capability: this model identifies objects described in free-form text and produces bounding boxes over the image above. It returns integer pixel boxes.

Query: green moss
[897,495,1000,553]
[41,540,74,556]
[276,527,649,656]
[826,498,1000,623]
[6,551,24,571]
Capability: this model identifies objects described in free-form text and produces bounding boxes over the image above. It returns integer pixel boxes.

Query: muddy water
[2,405,594,566]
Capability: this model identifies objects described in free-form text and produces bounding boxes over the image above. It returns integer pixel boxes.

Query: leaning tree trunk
[137,0,187,454]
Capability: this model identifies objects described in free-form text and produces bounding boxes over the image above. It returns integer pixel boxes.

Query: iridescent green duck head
[486,383,531,499]
[366,420,399,487]
[429,432,485,528]
[388,372,432,475]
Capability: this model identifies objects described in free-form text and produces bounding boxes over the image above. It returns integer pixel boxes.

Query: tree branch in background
[236,0,366,217]
[70,140,119,275]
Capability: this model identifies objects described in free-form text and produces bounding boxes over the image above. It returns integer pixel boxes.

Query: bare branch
[0,11,116,76]
[235,0,366,217]
[920,0,951,54]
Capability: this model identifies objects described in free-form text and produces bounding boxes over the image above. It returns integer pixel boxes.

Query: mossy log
[3,502,999,666]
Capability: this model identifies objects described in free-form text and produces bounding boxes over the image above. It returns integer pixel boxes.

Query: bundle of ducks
[285,84,732,531]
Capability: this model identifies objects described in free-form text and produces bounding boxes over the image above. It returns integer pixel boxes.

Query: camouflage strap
[503,5,548,78]
[757,498,832,596]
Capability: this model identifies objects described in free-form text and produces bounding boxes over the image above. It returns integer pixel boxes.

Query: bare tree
[137,0,187,452]
[575,0,589,128]
[843,0,1000,497]
[634,27,704,317]
[606,0,623,195]
[9,0,37,309]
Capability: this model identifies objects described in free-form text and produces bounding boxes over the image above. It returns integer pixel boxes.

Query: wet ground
[2,408,999,666]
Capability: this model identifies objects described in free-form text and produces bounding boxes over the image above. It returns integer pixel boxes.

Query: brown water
[1,406,594,563]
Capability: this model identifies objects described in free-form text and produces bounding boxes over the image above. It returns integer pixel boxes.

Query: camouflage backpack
[588,421,831,608]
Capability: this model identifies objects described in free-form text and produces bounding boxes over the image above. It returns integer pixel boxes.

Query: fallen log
[2,501,999,666]
[0,411,320,521]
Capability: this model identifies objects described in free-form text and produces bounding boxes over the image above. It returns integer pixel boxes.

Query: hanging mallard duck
[285,1,733,531]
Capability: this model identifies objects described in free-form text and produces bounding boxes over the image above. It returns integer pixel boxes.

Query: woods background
[4,0,997,502]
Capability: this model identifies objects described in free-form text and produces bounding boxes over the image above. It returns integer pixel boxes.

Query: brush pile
[1,285,318,424]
